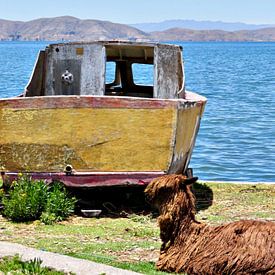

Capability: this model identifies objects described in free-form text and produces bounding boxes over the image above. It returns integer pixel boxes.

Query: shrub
[2,176,76,224]
[41,182,77,224]
[2,175,48,222]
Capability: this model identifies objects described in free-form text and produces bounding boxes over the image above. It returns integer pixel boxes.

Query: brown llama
[145,175,275,275]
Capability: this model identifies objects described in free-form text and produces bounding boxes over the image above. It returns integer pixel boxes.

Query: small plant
[40,212,58,225]
[0,254,22,273]
[2,175,76,224]
[21,257,47,274]
[0,254,69,274]
[41,182,77,224]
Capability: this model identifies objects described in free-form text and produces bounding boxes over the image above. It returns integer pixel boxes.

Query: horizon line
[0,15,274,26]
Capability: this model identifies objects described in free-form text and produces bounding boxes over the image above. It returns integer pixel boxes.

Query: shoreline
[199,180,275,185]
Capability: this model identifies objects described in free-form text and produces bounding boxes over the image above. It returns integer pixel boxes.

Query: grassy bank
[0,182,274,274]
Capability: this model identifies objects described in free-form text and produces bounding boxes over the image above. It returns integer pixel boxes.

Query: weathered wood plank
[154,44,183,99]
[45,43,105,96]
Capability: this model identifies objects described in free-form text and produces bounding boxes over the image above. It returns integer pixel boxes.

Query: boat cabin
[24,41,185,99]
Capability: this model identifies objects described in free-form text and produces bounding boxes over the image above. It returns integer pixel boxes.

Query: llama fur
[145,174,275,275]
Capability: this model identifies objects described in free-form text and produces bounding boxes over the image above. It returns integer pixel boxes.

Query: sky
[0,0,274,25]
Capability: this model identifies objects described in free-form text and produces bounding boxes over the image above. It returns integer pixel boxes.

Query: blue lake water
[0,41,274,182]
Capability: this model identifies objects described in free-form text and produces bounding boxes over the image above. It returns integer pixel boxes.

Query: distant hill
[131,19,275,32]
[0,16,275,42]
[0,16,149,41]
[150,27,275,42]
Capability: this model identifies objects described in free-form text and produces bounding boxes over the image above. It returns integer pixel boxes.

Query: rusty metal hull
[0,92,206,186]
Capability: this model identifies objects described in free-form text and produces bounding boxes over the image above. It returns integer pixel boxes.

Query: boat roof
[48,40,182,49]
[47,40,182,64]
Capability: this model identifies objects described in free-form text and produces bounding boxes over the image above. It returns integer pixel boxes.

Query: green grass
[0,181,274,274]
[195,182,275,223]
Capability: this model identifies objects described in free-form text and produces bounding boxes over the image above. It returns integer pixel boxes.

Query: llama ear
[184,176,198,185]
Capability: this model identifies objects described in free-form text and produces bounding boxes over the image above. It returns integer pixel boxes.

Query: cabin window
[132,64,154,86]
[105,61,116,84]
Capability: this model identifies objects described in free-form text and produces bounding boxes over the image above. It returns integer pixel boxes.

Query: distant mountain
[150,27,275,42]
[0,16,275,42]
[131,20,275,32]
[0,16,149,41]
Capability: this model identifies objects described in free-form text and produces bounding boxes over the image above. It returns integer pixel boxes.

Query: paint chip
[76,48,84,55]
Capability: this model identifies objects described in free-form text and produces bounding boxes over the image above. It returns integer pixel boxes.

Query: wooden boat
[0,41,206,187]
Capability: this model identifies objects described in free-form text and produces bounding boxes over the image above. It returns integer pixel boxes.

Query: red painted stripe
[0,96,178,110]
[3,172,165,187]
[0,94,206,110]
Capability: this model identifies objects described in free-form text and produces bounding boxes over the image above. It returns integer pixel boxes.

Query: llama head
[145,174,198,245]
[145,174,198,212]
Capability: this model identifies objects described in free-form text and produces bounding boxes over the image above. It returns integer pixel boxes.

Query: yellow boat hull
[0,93,206,177]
